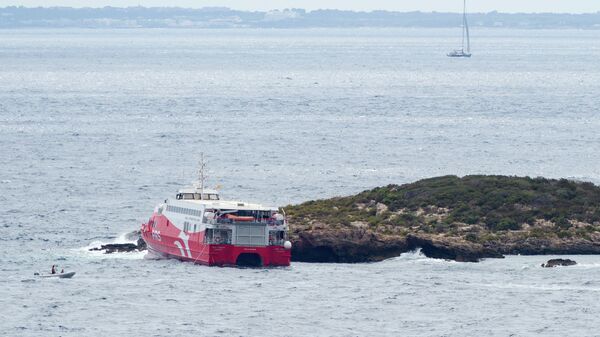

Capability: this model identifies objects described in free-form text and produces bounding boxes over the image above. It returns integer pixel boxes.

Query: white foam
[113,232,136,244]
[74,231,144,260]
[383,249,437,262]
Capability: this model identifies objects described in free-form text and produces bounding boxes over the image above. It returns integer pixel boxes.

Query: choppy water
[2,28,600,336]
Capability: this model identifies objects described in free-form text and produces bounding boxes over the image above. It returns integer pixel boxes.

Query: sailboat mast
[463,0,470,53]
[461,0,466,50]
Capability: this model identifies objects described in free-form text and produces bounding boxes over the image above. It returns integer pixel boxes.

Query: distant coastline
[2,7,600,29]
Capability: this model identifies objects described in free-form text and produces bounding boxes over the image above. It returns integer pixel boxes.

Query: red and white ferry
[140,162,291,267]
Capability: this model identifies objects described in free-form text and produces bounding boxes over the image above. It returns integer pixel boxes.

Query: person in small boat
[51,265,56,274]
[60,268,64,274]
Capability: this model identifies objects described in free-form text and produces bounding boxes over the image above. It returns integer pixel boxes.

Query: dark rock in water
[136,237,147,251]
[289,229,503,263]
[405,234,503,262]
[90,243,139,254]
[541,258,577,268]
[89,230,148,254]
[291,228,410,263]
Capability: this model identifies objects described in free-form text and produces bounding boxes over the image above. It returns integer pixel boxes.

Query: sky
[1,0,600,14]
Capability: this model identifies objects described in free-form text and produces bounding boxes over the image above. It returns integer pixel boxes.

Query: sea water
[1,28,600,336]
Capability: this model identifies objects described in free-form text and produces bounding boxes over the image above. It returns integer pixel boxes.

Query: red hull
[141,213,290,267]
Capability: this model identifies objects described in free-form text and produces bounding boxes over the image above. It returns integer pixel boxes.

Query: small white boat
[37,272,76,279]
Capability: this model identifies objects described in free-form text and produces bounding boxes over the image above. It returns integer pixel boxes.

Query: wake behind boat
[140,156,292,267]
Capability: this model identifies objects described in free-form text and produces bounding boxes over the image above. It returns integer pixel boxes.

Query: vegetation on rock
[286,175,600,262]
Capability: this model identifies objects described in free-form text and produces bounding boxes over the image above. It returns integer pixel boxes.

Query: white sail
[463,0,471,54]
[448,0,471,57]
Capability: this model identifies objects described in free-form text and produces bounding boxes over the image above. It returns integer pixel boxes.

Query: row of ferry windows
[166,205,202,217]
[176,193,220,200]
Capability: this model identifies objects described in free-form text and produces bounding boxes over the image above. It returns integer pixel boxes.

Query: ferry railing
[205,237,232,245]
[207,218,285,226]
[268,238,286,246]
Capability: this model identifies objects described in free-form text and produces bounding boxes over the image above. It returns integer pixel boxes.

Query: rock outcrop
[89,230,146,254]
[289,232,504,263]
[285,175,600,263]
[90,243,141,253]
[404,234,503,262]
[541,258,577,267]
[291,228,409,263]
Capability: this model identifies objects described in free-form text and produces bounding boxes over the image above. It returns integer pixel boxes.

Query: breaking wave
[75,230,145,260]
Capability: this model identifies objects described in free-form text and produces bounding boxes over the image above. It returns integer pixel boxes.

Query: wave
[382,249,453,264]
[471,281,600,292]
[75,230,145,260]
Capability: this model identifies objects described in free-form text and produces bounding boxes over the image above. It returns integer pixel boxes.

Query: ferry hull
[145,243,291,267]
[141,215,290,267]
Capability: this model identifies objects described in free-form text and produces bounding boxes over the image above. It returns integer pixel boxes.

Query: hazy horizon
[2,7,600,29]
[2,0,600,14]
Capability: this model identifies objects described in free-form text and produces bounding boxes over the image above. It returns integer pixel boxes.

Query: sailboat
[447,0,471,58]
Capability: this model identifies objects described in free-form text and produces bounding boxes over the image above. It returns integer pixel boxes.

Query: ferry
[140,160,291,267]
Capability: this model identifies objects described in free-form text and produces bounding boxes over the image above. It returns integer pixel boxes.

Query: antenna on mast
[197,153,208,193]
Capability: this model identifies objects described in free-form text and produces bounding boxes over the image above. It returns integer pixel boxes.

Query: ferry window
[201,193,209,200]
[269,230,286,245]
[209,194,219,200]
[194,193,202,200]
[183,193,194,200]
[204,229,213,243]
[176,194,182,200]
